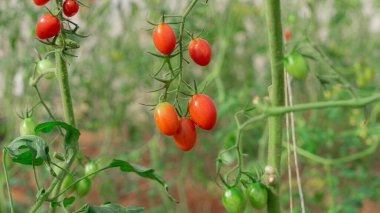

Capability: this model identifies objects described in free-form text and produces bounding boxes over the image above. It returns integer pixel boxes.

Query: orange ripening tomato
[154,102,179,136]
[152,23,176,55]
[173,117,197,151]
[188,38,212,66]
[188,94,217,130]
[284,28,291,42]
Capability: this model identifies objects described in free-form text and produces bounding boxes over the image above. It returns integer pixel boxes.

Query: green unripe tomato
[222,187,246,213]
[285,53,308,80]
[246,182,268,209]
[84,161,98,179]
[37,59,55,79]
[76,178,91,197]
[20,117,37,136]
[61,174,75,193]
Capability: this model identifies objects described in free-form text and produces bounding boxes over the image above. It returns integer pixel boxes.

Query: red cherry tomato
[152,23,176,55]
[188,94,217,130]
[284,28,291,42]
[173,117,196,151]
[154,102,179,136]
[63,0,79,17]
[33,0,49,6]
[35,14,61,39]
[188,38,212,66]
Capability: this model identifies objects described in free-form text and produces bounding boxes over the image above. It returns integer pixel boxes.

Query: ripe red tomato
[188,38,212,66]
[188,94,217,130]
[284,28,291,41]
[35,14,61,39]
[152,23,176,55]
[63,0,79,17]
[33,0,49,6]
[173,117,196,151]
[154,102,179,136]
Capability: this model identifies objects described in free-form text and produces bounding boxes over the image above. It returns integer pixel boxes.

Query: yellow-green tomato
[37,59,55,79]
[20,117,37,136]
[246,182,268,209]
[222,187,246,213]
[76,177,91,197]
[285,53,308,80]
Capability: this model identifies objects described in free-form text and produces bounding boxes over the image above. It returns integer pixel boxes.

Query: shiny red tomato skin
[188,94,217,130]
[173,117,196,151]
[35,14,61,39]
[63,0,79,17]
[33,0,49,6]
[152,23,176,55]
[154,102,179,136]
[188,38,212,66]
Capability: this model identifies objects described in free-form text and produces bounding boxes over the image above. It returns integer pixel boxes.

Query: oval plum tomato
[84,161,98,179]
[35,14,61,39]
[76,177,91,197]
[33,0,49,6]
[246,182,268,209]
[63,0,79,17]
[173,117,196,151]
[188,38,212,66]
[154,102,179,136]
[222,187,246,213]
[284,53,308,80]
[188,94,217,130]
[37,59,55,79]
[284,28,291,41]
[20,117,37,136]
[152,23,176,55]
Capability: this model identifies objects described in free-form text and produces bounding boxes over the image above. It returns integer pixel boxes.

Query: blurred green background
[1,0,380,212]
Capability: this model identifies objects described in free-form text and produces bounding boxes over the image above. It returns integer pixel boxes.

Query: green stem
[264,0,285,212]
[260,93,380,116]
[2,149,15,213]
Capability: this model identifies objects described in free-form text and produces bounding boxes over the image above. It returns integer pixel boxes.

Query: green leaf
[5,135,50,166]
[51,196,76,208]
[108,159,177,203]
[35,121,80,160]
[83,203,144,213]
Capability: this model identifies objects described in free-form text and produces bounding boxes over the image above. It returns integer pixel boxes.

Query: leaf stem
[2,148,15,213]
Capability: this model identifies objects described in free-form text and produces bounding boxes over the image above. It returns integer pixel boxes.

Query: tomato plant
[188,94,217,130]
[63,0,79,17]
[173,117,197,151]
[36,59,55,79]
[188,38,212,66]
[152,23,176,55]
[19,117,37,136]
[154,102,179,136]
[33,0,49,6]
[84,161,98,179]
[35,14,61,39]
[222,187,246,213]
[246,182,268,209]
[75,178,91,197]
[284,52,308,80]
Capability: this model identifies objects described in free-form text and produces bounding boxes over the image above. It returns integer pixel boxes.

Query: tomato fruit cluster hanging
[149,13,216,152]
[34,0,80,40]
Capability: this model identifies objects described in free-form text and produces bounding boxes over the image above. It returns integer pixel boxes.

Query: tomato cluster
[150,19,216,151]
[222,182,268,213]
[34,0,80,39]
[154,94,217,152]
